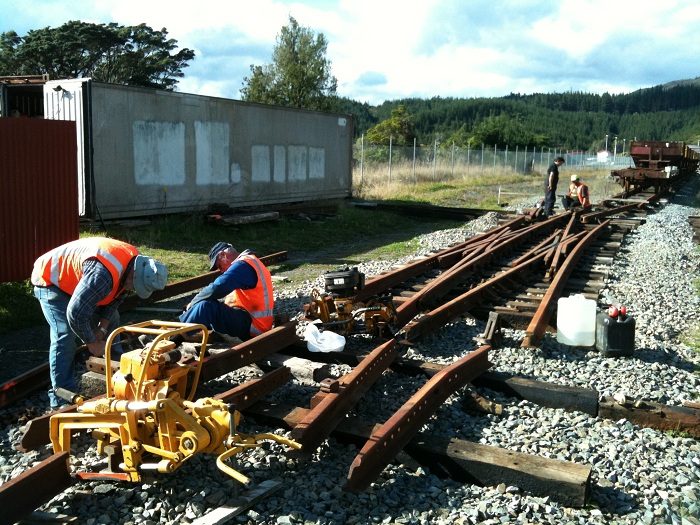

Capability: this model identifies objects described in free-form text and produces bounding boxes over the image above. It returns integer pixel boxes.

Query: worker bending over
[180,242,274,341]
[32,237,167,408]
[562,174,591,211]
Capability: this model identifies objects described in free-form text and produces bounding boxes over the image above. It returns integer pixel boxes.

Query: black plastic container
[595,311,635,357]
[323,267,365,296]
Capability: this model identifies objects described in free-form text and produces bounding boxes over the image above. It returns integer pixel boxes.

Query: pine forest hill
[334,78,700,152]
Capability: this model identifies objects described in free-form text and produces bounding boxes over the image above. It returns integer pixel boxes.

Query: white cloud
[3,0,700,105]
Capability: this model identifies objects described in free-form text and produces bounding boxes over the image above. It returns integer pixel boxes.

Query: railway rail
[1,184,699,524]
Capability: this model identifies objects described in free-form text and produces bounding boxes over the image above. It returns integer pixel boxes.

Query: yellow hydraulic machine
[49,321,300,484]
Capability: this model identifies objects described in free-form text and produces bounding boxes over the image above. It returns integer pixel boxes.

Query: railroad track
[2,189,699,523]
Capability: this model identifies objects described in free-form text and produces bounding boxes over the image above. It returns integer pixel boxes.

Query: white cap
[133,255,168,299]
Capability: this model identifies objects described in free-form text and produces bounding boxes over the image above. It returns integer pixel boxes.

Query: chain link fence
[353,138,633,185]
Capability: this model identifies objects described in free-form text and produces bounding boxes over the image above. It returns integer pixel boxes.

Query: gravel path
[1,199,699,525]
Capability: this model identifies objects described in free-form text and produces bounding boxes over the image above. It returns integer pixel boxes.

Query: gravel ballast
[1,202,699,525]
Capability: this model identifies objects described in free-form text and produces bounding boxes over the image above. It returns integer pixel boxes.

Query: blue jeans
[34,285,121,407]
[543,186,557,216]
[34,285,79,408]
[179,300,252,340]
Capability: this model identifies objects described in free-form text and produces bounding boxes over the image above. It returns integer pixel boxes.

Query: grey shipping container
[43,79,353,219]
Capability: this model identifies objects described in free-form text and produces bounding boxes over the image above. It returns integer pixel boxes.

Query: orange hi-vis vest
[568,183,591,208]
[31,238,138,306]
[223,253,274,336]
[575,183,591,208]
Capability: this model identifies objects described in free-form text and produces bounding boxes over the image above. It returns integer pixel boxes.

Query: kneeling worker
[32,237,168,408]
[562,174,592,211]
[179,242,274,341]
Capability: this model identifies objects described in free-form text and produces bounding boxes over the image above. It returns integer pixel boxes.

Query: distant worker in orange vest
[31,237,168,408]
[179,242,274,341]
[562,174,592,211]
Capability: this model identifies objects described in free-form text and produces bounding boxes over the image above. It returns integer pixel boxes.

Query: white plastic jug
[556,294,596,346]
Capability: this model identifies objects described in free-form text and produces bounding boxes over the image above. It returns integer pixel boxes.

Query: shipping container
[38,79,353,219]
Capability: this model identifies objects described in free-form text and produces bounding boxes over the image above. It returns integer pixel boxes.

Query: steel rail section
[344,345,491,492]
[0,363,51,409]
[290,339,398,451]
[509,229,561,268]
[546,213,580,278]
[212,366,292,408]
[436,216,526,268]
[400,251,549,342]
[355,229,508,302]
[521,220,610,348]
[580,202,646,224]
[0,452,73,525]
[200,322,298,382]
[396,214,570,327]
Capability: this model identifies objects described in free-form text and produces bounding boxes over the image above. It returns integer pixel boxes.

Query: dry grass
[353,161,621,208]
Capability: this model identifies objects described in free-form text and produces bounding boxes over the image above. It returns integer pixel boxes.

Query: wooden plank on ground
[409,435,591,508]
[599,397,700,437]
[191,480,282,525]
[208,212,280,226]
[472,371,599,416]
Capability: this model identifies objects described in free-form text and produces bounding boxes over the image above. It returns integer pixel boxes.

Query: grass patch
[2,205,461,335]
[0,281,44,334]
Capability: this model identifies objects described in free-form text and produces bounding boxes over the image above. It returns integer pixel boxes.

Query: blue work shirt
[188,250,258,308]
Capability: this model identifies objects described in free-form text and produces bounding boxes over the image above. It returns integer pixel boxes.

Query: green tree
[241,16,337,111]
[365,105,416,145]
[0,21,194,90]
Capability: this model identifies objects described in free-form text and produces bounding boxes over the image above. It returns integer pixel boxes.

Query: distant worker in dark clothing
[179,242,274,341]
[543,156,565,216]
[562,174,592,210]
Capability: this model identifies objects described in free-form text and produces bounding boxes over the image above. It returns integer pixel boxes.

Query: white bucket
[556,294,596,346]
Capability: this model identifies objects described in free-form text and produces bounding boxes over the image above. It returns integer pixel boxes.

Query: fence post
[466,144,471,177]
[451,141,455,177]
[481,143,485,174]
[493,144,497,170]
[360,134,364,186]
[523,145,528,172]
[388,135,393,184]
[540,146,544,172]
[433,139,437,180]
[505,145,509,168]
[412,137,417,184]
[514,145,519,172]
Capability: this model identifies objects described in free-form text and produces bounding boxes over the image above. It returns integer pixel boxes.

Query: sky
[2,0,700,106]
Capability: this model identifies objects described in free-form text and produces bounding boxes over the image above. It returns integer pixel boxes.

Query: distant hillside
[333,81,700,151]
[662,76,700,90]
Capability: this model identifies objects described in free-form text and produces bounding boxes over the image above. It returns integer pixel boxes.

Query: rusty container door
[0,118,78,283]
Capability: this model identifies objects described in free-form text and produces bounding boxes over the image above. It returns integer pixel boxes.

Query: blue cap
[208,242,233,271]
